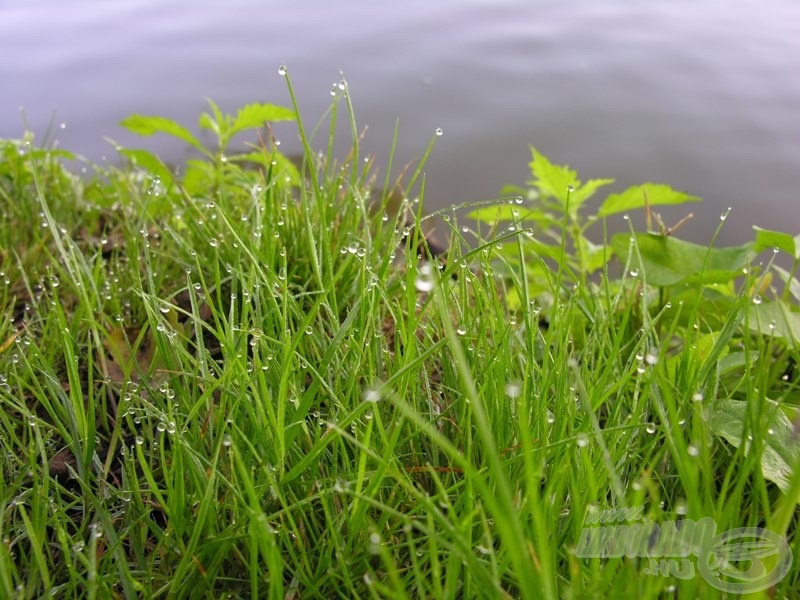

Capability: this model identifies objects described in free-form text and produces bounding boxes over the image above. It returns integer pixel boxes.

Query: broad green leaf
[748,300,800,345]
[709,399,799,493]
[577,235,612,272]
[598,183,701,217]
[119,148,173,190]
[182,158,215,196]
[611,233,753,287]
[231,151,301,187]
[231,103,295,137]
[772,265,800,303]
[468,204,527,223]
[119,115,204,153]
[753,226,797,258]
[269,152,301,187]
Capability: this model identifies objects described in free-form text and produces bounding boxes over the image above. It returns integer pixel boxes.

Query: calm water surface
[3,0,799,243]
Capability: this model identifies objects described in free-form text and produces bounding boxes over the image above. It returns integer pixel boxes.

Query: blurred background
[2,0,799,244]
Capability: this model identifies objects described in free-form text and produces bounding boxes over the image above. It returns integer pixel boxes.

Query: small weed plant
[0,71,798,598]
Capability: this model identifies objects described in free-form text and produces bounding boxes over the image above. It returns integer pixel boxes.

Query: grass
[1,71,799,598]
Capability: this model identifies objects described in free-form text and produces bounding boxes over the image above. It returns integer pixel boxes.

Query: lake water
[3,0,799,244]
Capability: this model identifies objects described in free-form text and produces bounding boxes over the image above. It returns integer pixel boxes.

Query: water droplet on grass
[415,263,435,292]
[435,127,443,136]
[692,392,704,402]
[752,294,762,305]
[505,381,522,398]
[645,423,657,434]
[278,64,287,76]
[720,207,731,221]
[567,184,575,192]
[222,434,232,447]
[364,386,382,403]
[576,434,589,448]
[629,268,639,277]
[687,445,699,457]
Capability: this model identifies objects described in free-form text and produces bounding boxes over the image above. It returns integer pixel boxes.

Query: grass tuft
[1,74,798,598]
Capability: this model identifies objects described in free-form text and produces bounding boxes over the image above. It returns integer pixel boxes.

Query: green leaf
[709,399,799,493]
[468,204,526,223]
[570,178,615,208]
[119,115,204,153]
[598,183,701,217]
[118,149,173,190]
[528,146,577,206]
[748,300,800,344]
[753,227,797,258]
[527,147,613,212]
[611,233,753,287]
[231,103,295,137]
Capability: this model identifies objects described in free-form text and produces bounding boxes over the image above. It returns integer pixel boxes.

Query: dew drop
[364,386,382,403]
[505,381,522,399]
[567,184,575,192]
[278,64,287,76]
[752,294,762,305]
[576,433,589,448]
[692,392,704,402]
[629,268,639,278]
[222,434,232,447]
[414,263,435,292]
[720,207,731,221]
[435,128,443,136]
[687,445,699,457]
[645,423,657,434]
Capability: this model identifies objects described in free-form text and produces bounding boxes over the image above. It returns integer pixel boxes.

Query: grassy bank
[1,72,799,598]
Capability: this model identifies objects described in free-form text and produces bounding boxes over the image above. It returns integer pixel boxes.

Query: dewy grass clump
[1,71,799,598]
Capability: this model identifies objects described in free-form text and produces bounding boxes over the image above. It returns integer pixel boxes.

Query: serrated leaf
[231,103,295,137]
[753,226,797,258]
[570,178,615,207]
[709,399,799,493]
[119,115,204,153]
[611,233,753,287]
[598,183,701,217]
[528,146,577,206]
